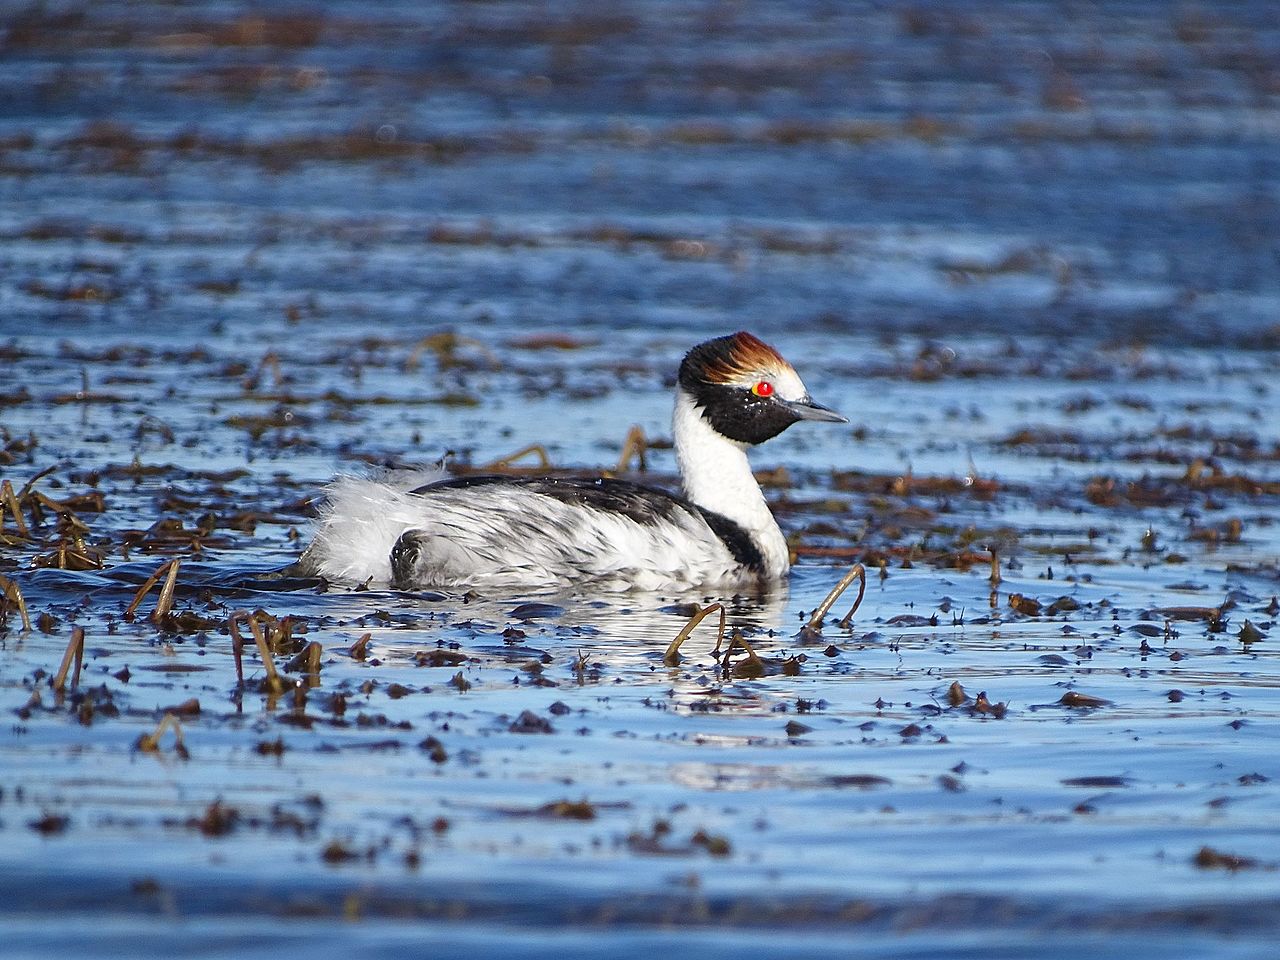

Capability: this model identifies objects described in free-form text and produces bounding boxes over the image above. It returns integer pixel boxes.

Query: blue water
[2,1,1279,957]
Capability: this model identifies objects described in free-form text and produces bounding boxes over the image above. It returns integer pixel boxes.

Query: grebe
[297,332,845,591]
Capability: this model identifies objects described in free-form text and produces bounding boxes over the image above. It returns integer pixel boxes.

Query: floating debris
[1058,692,1112,709]
[1193,847,1269,872]
[508,710,554,734]
[1008,593,1042,617]
[1238,620,1265,644]
[1061,776,1132,788]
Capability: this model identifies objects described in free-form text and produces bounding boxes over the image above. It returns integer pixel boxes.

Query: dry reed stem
[805,562,867,631]
[36,492,91,533]
[724,628,763,666]
[664,603,726,664]
[124,559,179,620]
[836,564,868,629]
[286,640,324,675]
[614,425,648,473]
[244,613,285,694]
[153,557,181,621]
[481,444,551,470]
[0,574,32,630]
[245,351,282,390]
[1,480,28,536]
[16,465,57,501]
[52,626,85,691]
[989,549,1001,587]
[403,332,494,372]
[59,534,103,572]
[306,641,323,675]
[228,612,247,685]
[137,712,186,755]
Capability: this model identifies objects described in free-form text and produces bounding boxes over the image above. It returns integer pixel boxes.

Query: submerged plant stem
[664,602,726,664]
[614,425,648,473]
[806,562,867,631]
[481,444,551,471]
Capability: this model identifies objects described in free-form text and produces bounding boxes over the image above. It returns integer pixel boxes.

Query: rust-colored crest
[687,331,789,386]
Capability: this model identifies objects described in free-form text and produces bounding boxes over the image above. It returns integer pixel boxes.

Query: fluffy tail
[295,468,446,584]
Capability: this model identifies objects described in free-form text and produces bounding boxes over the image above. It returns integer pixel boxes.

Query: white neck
[672,389,790,577]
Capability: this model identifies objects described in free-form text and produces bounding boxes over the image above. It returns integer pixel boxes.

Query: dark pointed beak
[781,396,847,424]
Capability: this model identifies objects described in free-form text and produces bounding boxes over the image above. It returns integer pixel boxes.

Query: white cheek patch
[772,366,808,402]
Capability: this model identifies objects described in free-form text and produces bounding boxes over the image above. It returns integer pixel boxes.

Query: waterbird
[297,331,846,591]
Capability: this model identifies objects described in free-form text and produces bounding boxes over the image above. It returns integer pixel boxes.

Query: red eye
[752,381,774,397]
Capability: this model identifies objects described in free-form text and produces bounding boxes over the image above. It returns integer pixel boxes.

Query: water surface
[2,2,1279,957]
